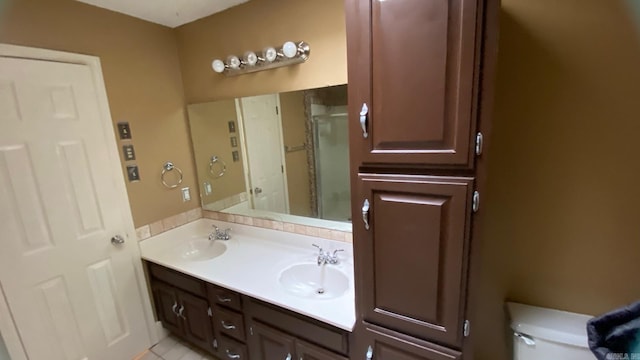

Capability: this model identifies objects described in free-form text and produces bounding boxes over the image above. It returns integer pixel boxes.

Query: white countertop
[139,219,356,331]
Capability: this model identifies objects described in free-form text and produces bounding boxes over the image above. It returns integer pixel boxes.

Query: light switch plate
[181,187,191,202]
[117,122,132,139]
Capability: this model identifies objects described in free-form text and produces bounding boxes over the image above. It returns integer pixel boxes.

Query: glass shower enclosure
[312,105,351,222]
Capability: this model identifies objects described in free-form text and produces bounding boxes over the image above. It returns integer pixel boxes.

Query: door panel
[347,0,479,167]
[356,174,473,347]
[179,291,215,352]
[296,339,348,360]
[240,94,288,213]
[247,320,295,360]
[0,57,150,359]
[356,322,462,360]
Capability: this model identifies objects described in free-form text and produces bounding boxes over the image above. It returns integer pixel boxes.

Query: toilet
[507,302,596,359]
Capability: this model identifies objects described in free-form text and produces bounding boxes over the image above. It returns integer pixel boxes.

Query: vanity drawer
[148,262,206,297]
[219,335,248,360]
[214,305,246,342]
[207,283,242,311]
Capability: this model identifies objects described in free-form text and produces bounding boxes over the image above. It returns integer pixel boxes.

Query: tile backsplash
[135,208,352,243]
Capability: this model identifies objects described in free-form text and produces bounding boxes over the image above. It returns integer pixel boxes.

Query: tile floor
[139,335,215,360]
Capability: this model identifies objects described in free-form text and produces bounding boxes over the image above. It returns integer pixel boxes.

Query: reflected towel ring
[161,161,183,189]
[209,156,227,178]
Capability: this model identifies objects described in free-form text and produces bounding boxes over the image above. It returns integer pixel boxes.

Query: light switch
[126,165,140,182]
[204,182,212,196]
[181,187,191,202]
[122,144,135,161]
[117,122,132,139]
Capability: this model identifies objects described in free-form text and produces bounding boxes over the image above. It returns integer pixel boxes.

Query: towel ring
[161,162,183,189]
[209,156,227,178]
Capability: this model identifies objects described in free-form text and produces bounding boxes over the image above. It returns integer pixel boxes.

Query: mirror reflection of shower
[312,106,350,222]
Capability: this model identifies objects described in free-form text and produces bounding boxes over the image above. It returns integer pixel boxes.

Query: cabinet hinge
[207,307,212,317]
[464,320,471,337]
[212,338,218,350]
[249,326,254,336]
[472,191,480,213]
[276,106,279,115]
[475,132,484,156]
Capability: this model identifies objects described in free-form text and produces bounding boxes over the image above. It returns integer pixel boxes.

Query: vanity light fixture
[211,41,310,76]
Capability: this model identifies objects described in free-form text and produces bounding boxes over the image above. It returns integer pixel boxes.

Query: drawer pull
[366,345,373,359]
[178,304,186,320]
[217,295,232,303]
[221,320,237,330]
[226,350,241,359]
[285,353,292,360]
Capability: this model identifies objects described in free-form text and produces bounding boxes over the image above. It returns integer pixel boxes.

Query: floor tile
[150,335,178,356]
[178,348,204,360]
[138,351,161,360]
[162,341,191,360]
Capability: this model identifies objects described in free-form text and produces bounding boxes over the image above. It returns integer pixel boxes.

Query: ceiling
[75,0,250,28]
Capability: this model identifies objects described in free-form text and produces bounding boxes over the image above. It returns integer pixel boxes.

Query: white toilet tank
[507,302,596,360]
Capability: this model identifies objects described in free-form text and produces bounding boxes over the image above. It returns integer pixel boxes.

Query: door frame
[0,43,160,353]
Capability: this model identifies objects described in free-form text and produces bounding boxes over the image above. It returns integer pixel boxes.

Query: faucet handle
[312,244,323,253]
[332,249,344,257]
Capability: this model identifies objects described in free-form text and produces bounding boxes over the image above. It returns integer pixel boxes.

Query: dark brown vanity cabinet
[346,0,498,358]
[147,262,351,360]
[149,265,216,354]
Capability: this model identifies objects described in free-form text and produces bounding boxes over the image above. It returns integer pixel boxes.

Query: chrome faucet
[312,244,344,266]
[209,225,232,241]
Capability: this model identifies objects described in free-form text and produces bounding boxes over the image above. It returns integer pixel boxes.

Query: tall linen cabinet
[346,0,499,359]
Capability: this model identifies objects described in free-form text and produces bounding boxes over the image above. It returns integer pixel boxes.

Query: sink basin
[279,263,349,299]
[178,238,227,261]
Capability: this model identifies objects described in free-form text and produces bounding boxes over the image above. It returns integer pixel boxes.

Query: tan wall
[280,91,312,217]
[175,0,347,103]
[476,0,640,358]
[187,100,246,205]
[0,0,198,227]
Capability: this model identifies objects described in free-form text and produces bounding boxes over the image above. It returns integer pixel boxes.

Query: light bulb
[262,47,277,62]
[211,59,226,73]
[282,41,298,58]
[243,51,258,66]
[227,55,241,69]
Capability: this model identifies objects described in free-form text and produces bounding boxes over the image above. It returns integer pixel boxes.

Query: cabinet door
[151,281,182,334]
[296,339,348,360]
[355,174,473,347]
[247,320,296,360]
[178,291,216,353]
[346,0,479,167]
[355,322,461,360]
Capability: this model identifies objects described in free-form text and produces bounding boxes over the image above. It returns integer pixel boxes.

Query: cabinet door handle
[171,301,179,316]
[217,295,232,303]
[178,305,186,320]
[366,345,373,359]
[285,353,292,360]
[226,350,241,359]
[362,199,370,230]
[359,103,369,138]
[221,320,236,330]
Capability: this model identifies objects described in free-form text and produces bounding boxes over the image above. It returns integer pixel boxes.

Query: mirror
[188,84,351,231]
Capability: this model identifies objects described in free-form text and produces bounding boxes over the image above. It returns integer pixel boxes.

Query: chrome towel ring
[209,156,227,178]
[161,161,183,189]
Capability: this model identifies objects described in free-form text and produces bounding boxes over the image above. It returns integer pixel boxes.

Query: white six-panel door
[0,57,150,359]
[240,94,289,214]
